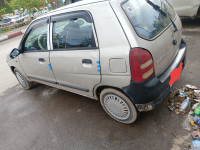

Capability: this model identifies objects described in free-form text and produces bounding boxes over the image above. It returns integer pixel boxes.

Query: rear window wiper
[145,0,178,33]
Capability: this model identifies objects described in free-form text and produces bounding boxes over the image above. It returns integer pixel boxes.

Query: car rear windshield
[122,0,176,40]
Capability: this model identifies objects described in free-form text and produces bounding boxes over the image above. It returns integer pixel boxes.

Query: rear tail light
[129,48,155,82]
[11,22,14,24]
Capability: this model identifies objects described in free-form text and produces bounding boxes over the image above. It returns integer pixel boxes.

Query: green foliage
[0,8,6,15]
[0,28,12,34]
[5,0,45,13]
[0,4,12,18]
[0,8,5,19]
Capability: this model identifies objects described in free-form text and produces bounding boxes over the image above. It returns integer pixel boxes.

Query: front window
[24,23,48,51]
[122,0,176,40]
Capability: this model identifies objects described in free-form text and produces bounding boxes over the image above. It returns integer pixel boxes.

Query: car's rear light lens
[129,48,155,82]
[11,22,14,24]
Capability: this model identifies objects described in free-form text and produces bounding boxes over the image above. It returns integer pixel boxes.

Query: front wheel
[100,88,138,124]
[14,69,34,90]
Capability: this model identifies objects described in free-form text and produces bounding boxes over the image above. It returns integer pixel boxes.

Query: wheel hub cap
[104,94,130,120]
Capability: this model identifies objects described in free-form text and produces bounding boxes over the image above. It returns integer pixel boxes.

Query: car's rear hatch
[121,0,183,76]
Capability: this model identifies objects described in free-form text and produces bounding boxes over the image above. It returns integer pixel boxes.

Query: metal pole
[45,0,50,10]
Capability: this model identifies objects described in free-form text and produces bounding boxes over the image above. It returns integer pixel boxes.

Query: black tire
[198,7,200,18]
[100,88,138,124]
[14,68,34,90]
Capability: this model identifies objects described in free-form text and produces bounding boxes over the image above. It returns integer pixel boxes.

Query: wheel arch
[95,85,131,101]
[10,66,15,73]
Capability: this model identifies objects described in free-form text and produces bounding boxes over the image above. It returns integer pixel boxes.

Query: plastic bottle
[193,115,199,122]
[192,115,200,125]
[196,119,200,125]
[180,97,190,112]
[190,140,200,150]
[194,104,200,116]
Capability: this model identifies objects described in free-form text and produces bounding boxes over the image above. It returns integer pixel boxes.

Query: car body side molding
[28,75,89,92]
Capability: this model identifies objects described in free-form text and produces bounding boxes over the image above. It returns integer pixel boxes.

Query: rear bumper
[122,40,187,112]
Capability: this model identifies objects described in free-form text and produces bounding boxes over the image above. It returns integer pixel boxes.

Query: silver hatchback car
[7,0,187,124]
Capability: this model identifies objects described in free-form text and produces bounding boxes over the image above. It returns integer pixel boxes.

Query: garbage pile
[165,84,200,150]
[166,85,200,115]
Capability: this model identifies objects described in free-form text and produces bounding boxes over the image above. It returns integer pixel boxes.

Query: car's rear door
[49,11,100,97]
[19,18,57,84]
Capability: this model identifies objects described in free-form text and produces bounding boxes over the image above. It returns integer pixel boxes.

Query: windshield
[122,0,176,40]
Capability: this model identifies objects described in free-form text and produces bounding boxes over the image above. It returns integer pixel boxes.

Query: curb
[0,29,26,42]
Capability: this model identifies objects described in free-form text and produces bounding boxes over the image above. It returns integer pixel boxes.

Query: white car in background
[167,0,200,18]
[0,16,19,31]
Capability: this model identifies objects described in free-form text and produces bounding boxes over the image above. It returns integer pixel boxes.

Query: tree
[5,0,45,13]
[0,2,12,20]
[0,8,6,20]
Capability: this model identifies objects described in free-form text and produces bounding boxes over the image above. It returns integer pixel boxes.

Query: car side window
[52,12,96,49]
[24,23,48,52]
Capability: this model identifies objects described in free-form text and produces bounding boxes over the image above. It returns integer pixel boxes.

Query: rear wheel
[14,69,34,90]
[100,88,138,124]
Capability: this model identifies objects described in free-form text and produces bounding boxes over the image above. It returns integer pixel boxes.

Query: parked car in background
[167,0,200,18]
[14,16,27,27]
[0,17,14,30]
[0,16,19,31]
[7,0,186,124]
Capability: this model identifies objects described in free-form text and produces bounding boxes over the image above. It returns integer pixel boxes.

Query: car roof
[36,0,108,20]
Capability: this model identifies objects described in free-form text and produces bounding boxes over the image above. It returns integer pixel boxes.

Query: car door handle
[38,58,46,62]
[82,59,92,64]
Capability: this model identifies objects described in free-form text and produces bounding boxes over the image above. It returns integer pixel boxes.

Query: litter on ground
[165,84,200,149]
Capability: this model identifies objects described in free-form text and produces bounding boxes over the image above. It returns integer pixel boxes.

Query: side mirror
[10,48,21,59]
